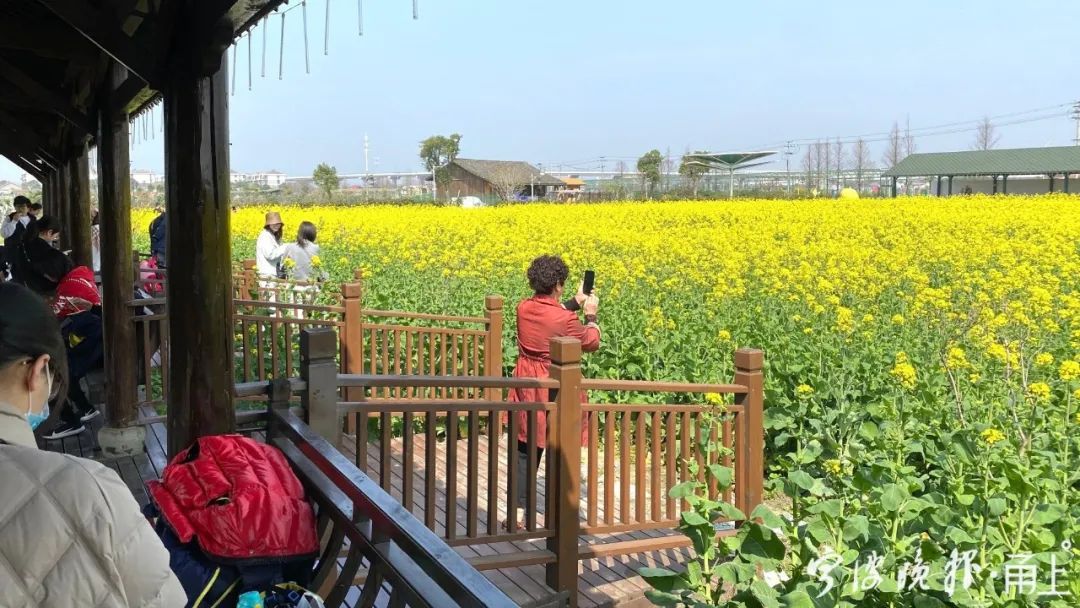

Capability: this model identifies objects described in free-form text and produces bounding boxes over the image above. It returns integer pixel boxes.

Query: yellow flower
[1074,388,1080,401]
[1074,412,1080,425]
[890,352,917,391]
[1027,382,1051,401]
[795,384,814,398]
[969,373,981,383]
[1059,360,1080,382]
[717,329,732,342]
[823,459,843,476]
[338,256,349,267]
[987,343,1008,363]
[282,257,296,269]
[310,255,322,268]
[1035,352,1054,367]
[945,347,968,370]
[803,327,814,335]
[835,306,854,333]
[891,314,905,326]
[704,393,725,406]
[981,428,1006,446]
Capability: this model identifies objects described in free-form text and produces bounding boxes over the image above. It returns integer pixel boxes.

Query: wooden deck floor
[44,411,690,608]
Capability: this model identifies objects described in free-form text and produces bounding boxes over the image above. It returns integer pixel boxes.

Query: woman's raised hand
[583,293,599,316]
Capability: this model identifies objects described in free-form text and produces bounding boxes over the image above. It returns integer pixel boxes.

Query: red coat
[147,435,319,562]
[508,295,600,449]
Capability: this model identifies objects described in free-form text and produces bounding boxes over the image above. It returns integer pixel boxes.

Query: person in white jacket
[0,196,31,239]
[255,211,288,279]
[0,282,186,607]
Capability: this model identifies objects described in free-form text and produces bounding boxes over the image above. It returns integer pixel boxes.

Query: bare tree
[833,139,846,188]
[813,141,827,192]
[883,121,903,169]
[487,163,536,201]
[802,146,815,190]
[852,138,873,192]
[972,116,1000,150]
[903,115,916,158]
[823,139,832,195]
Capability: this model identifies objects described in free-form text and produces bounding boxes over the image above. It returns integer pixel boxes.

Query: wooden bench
[263,380,517,608]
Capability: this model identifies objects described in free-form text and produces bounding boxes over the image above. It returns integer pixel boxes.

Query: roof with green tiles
[883,146,1080,177]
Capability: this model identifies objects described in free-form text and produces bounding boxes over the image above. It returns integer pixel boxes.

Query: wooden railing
[130,262,503,412]
[293,328,765,607]
[201,382,516,608]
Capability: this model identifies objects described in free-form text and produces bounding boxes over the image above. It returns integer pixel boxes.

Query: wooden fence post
[733,348,765,517]
[484,295,504,398]
[340,272,364,434]
[241,259,257,298]
[302,328,341,447]
[546,337,582,607]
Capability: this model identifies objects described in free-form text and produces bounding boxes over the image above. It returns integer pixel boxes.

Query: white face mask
[26,364,52,431]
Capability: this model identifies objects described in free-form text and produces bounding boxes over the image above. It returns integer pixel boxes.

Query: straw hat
[264,211,283,227]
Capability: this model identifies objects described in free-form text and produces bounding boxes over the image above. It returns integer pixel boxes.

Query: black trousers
[58,376,93,427]
[515,441,544,511]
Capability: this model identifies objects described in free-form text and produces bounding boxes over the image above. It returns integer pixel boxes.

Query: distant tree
[852,138,873,192]
[488,163,535,202]
[679,153,709,197]
[312,163,339,201]
[883,121,903,169]
[637,149,663,197]
[972,116,1000,150]
[903,115,916,158]
[833,139,846,189]
[419,133,463,193]
[615,160,627,176]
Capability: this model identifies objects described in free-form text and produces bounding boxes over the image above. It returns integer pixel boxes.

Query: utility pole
[1072,102,1080,145]
[784,141,796,195]
[363,133,370,173]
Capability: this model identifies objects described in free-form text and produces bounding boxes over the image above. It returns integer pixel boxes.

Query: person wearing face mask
[0,282,187,607]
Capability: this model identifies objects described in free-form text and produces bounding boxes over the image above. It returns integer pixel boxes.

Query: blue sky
[3,0,1080,181]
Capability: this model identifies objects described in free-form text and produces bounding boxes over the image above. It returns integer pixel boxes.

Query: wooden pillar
[1065,174,1070,194]
[163,20,234,456]
[947,176,953,196]
[734,348,765,518]
[340,272,364,435]
[66,142,93,268]
[1002,175,1008,194]
[1048,174,1055,193]
[96,62,143,456]
[935,176,942,197]
[56,160,70,239]
[992,175,999,194]
[484,295,505,392]
[546,337,582,607]
[891,176,898,198]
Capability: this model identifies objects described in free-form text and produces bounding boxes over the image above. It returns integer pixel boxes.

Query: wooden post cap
[549,336,581,364]
[353,268,364,280]
[301,328,338,360]
[485,294,504,310]
[242,259,256,270]
[734,348,764,371]
[342,282,362,298]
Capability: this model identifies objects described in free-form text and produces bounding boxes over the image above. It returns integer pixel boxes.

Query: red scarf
[52,266,100,319]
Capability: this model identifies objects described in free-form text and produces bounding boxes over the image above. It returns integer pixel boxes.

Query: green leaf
[842,515,870,542]
[799,440,824,464]
[987,497,1007,517]
[708,464,734,488]
[881,484,907,512]
[750,505,786,530]
[954,493,975,506]
[643,589,683,606]
[682,511,709,527]
[668,482,698,499]
[1031,503,1066,525]
[779,590,815,608]
[788,470,816,492]
[858,421,879,441]
[718,502,747,522]
[809,499,843,519]
[739,523,786,563]
[750,579,781,608]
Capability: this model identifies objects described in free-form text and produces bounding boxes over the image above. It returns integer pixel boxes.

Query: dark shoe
[80,407,101,422]
[43,422,86,440]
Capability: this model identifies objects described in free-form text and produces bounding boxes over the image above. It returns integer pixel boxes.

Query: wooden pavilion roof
[0,0,285,179]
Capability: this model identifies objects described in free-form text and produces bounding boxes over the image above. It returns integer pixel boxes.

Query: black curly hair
[527,255,569,295]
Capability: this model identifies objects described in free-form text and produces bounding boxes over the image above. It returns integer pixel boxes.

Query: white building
[231,170,287,188]
[132,169,165,186]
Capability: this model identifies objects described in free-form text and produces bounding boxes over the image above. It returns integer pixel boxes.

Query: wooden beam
[0,56,93,133]
[0,152,44,181]
[163,34,235,456]
[0,19,98,62]
[0,109,60,165]
[114,74,150,113]
[33,0,160,87]
[97,62,142,452]
[0,131,52,173]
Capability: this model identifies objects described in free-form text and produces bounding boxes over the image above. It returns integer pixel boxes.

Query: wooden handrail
[234,298,345,313]
[579,378,748,394]
[362,308,489,325]
[267,405,517,607]
[336,374,559,390]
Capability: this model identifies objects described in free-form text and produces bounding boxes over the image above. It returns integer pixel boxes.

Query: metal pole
[324,0,330,55]
[302,1,310,74]
[729,168,734,199]
[358,0,364,35]
[278,13,286,80]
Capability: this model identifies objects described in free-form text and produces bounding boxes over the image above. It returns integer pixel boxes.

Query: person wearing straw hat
[255,211,289,280]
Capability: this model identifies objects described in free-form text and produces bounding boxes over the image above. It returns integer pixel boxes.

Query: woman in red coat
[509,255,600,527]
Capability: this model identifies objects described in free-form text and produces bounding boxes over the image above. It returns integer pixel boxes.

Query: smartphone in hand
[583,270,595,295]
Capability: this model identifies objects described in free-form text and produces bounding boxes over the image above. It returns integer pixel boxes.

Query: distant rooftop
[884,146,1080,177]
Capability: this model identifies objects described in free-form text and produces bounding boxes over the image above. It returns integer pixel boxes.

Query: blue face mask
[26,366,52,431]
